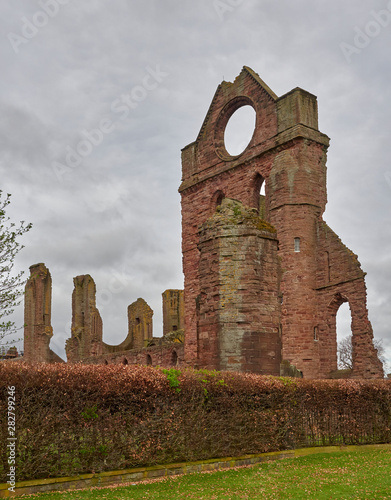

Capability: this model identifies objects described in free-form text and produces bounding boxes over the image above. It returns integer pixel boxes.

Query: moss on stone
[215,198,277,234]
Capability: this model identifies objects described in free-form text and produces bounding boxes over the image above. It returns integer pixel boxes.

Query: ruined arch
[319,292,351,375]
[328,292,348,314]
[327,292,349,340]
[211,190,225,212]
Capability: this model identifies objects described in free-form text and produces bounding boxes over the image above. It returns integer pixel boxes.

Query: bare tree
[0,190,32,346]
[338,335,388,373]
[337,336,353,370]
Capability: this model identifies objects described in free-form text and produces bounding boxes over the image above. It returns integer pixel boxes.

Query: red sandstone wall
[66,275,103,362]
[83,344,184,368]
[162,290,184,335]
[197,199,281,374]
[180,66,382,379]
[268,143,327,378]
[180,68,327,374]
[126,298,153,350]
[315,223,383,378]
[23,263,61,363]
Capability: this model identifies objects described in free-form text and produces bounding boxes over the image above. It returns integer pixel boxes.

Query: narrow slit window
[294,237,301,252]
[314,326,318,341]
[171,350,178,366]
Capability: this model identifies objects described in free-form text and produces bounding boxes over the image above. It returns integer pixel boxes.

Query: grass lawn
[25,449,391,500]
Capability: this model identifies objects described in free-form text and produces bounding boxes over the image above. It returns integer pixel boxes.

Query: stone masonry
[197,198,281,374]
[127,298,153,349]
[65,275,103,362]
[179,66,383,379]
[23,263,63,363]
[162,289,185,335]
[24,266,183,367]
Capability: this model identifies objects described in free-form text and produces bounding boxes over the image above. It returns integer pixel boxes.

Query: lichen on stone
[215,198,277,233]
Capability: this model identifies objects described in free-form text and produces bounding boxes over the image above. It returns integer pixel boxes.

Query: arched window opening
[171,350,178,366]
[212,190,225,212]
[254,174,266,216]
[123,358,128,365]
[104,360,109,365]
[294,237,301,253]
[146,354,152,366]
[336,302,353,370]
[259,184,266,218]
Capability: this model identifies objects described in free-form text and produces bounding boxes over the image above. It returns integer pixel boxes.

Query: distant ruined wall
[66,275,103,362]
[23,263,63,363]
[63,281,181,366]
[82,343,184,368]
[127,298,153,350]
[162,289,184,335]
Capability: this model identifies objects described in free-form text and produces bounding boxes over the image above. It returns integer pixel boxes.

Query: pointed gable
[241,66,278,100]
[195,66,278,144]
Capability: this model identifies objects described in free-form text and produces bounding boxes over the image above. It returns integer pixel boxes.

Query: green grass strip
[20,448,391,500]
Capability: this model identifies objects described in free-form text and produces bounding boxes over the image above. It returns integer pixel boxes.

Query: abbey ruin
[23,67,383,379]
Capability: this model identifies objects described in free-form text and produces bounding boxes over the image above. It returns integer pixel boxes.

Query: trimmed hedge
[1,362,390,482]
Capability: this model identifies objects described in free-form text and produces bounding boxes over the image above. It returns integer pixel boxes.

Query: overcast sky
[1,0,390,369]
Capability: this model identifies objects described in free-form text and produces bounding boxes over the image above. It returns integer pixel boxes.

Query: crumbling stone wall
[66,275,103,362]
[126,298,153,350]
[180,66,383,378]
[22,266,180,367]
[23,263,63,363]
[197,198,281,374]
[162,289,184,335]
[315,223,383,378]
[82,343,184,368]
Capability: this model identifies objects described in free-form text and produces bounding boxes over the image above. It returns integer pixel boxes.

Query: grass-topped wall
[1,362,390,482]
